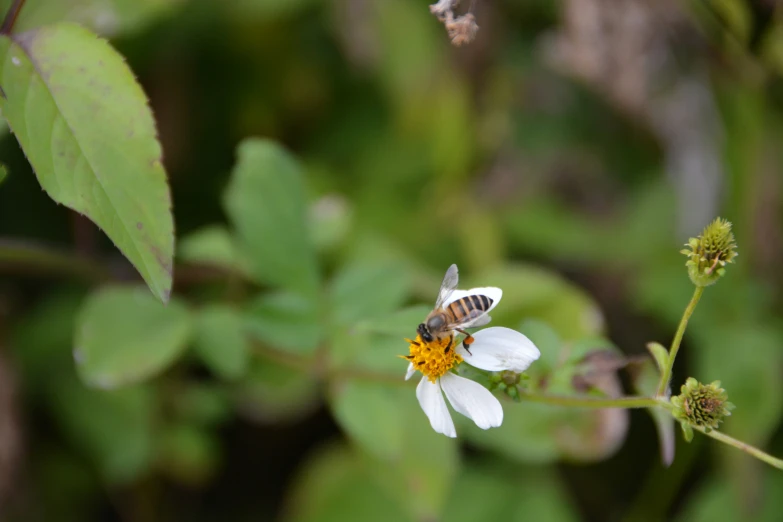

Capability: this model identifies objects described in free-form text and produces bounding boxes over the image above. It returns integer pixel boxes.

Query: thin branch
[696,426,783,470]
[656,286,704,397]
[519,392,666,410]
[0,239,111,282]
[251,342,407,385]
[0,0,26,35]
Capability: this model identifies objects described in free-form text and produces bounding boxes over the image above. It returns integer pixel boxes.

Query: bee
[416,264,502,353]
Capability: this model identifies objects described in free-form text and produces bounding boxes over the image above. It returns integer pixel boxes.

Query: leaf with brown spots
[0,23,174,302]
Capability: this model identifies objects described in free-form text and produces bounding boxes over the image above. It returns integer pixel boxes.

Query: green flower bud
[500,370,520,387]
[681,217,738,287]
[671,378,735,441]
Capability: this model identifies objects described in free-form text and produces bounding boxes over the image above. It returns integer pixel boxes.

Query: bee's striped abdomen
[446,294,492,322]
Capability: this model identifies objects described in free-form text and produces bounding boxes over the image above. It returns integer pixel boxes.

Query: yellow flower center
[402,334,463,383]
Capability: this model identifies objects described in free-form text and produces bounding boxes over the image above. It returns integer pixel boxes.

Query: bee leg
[456,328,474,355]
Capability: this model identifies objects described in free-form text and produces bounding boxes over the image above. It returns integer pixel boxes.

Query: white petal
[440,372,503,430]
[405,362,416,381]
[457,327,540,373]
[416,376,456,438]
[442,287,502,314]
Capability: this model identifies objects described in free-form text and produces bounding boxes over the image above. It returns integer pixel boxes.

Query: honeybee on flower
[402,264,541,437]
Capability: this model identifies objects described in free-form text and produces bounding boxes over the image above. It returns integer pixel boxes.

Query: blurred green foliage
[1,0,783,521]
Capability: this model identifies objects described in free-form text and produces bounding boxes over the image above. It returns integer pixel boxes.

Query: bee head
[426,314,445,331]
[417,322,434,343]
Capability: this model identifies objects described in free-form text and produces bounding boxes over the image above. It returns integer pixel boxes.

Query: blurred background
[1,0,783,521]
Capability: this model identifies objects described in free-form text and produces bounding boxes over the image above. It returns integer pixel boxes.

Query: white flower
[403,327,541,438]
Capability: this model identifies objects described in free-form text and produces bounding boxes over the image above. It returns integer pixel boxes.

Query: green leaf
[235,354,320,423]
[466,264,605,340]
[48,375,155,483]
[74,286,192,388]
[464,321,628,463]
[329,261,411,325]
[228,0,320,20]
[694,323,783,443]
[244,291,322,355]
[10,290,85,392]
[328,379,458,519]
[157,424,220,487]
[178,225,253,277]
[329,328,408,376]
[0,0,184,37]
[353,305,431,337]
[647,342,669,373]
[677,471,783,522]
[444,463,579,522]
[192,305,250,380]
[0,23,174,302]
[330,380,406,461]
[282,444,414,522]
[460,400,563,464]
[171,382,232,427]
[224,138,319,296]
[309,194,353,253]
[632,359,675,467]
[517,319,563,373]
[0,163,7,186]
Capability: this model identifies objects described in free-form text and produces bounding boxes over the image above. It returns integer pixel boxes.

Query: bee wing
[442,286,503,329]
[465,314,492,328]
[433,264,459,309]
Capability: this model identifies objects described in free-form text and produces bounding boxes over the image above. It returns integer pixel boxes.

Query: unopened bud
[671,378,735,442]
[681,218,738,287]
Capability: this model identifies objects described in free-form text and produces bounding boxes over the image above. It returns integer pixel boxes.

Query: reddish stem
[0,0,26,35]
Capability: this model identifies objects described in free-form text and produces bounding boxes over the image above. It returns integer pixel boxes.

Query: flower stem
[656,286,705,397]
[695,426,783,470]
[519,392,666,410]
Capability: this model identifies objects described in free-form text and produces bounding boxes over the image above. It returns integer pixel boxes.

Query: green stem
[0,239,110,282]
[656,285,705,397]
[695,426,783,470]
[519,392,666,410]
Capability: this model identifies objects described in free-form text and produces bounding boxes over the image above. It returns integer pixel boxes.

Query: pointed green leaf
[178,225,254,277]
[329,261,411,325]
[444,464,579,522]
[329,380,458,519]
[192,305,250,381]
[647,342,670,373]
[282,444,414,522]
[224,138,319,295]
[74,286,192,388]
[0,23,174,302]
